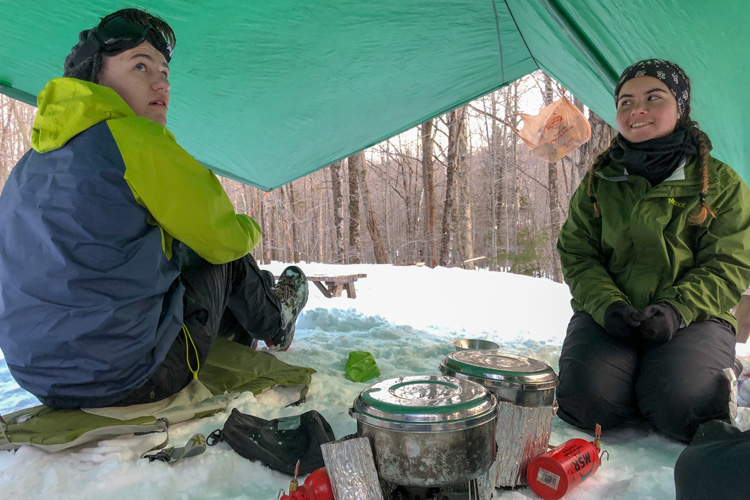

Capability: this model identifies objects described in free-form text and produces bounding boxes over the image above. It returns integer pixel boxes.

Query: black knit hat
[614,59,690,117]
[63,9,175,83]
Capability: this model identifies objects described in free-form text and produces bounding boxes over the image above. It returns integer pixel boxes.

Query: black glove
[603,301,647,338]
[639,302,682,343]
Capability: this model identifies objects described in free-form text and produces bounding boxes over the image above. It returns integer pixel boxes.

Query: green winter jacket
[557,155,750,331]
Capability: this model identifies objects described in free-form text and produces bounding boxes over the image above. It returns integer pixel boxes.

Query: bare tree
[421,119,437,267]
[347,154,362,264]
[543,74,563,282]
[580,110,616,177]
[439,106,467,266]
[456,108,474,269]
[258,195,270,264]
[356,152,388,264]
[329,162,346,263]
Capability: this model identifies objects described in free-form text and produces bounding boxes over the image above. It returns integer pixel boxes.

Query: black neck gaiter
[608,128,698,186]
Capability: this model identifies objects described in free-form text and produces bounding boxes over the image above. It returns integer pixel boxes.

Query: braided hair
[682,118,715,224]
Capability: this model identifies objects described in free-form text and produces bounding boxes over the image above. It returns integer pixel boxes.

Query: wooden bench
[274,273,367,299]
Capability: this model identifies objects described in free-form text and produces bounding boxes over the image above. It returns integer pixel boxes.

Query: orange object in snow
[526,424,603,500]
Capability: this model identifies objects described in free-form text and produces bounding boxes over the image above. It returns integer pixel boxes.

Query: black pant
[113,251,281,406]
[675,420,750,500]
[556,311,736,442]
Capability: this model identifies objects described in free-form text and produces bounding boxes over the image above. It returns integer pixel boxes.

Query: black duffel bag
[207,408,336,475]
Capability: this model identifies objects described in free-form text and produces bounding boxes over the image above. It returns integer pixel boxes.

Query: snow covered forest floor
[2,263,749,499]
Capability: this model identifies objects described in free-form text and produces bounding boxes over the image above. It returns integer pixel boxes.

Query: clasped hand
[603,301,681,343]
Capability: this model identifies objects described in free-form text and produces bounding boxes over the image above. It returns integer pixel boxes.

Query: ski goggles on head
[71,12,173,67]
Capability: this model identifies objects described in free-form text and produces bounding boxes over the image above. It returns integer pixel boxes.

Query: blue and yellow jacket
[0,78,261,408]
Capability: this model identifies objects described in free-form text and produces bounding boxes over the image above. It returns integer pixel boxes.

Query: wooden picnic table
[274,273,367,299]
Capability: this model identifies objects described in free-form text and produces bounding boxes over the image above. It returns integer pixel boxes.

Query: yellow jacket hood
[32,78,136,153]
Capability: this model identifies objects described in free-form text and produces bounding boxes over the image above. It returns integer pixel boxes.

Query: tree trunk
[502,83,521,271]
[355,152,388,264]
[288,182,300,262]
[347,154,362,264]
[421,119,437,267]
[544,75,563,282]
[440,107,466,267]
[547,161,562,281]
[256,193,266,264]
[456,109,474,270]
[316,178,324,262]
[279,186,293,262]
[486,92,501,272]
[268,192,281,262]
[244,184,264,264]
[570,96,585,192]
[399,159,415,263]
[581,110,617,178]
[329,161,346,263]
[384,144,391,262]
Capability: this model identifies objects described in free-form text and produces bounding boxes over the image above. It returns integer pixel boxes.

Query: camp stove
[386,479,485,500]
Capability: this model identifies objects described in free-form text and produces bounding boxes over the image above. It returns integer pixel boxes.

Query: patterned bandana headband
[614,59,690,117]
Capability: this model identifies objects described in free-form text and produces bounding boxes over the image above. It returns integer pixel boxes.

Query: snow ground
[1,262,748,499]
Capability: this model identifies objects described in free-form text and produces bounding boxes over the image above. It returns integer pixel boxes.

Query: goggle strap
[69,31,104,69]
[68,18,173,72]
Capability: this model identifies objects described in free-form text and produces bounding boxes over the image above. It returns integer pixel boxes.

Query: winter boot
[265,266,309,351]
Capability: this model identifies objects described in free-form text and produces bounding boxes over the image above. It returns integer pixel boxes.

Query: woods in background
[0,71,615,282]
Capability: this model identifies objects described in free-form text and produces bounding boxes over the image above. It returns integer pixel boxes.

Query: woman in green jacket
[556,59,750,442]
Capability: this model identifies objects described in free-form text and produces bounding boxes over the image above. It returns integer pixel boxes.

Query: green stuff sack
[344,351,380,383]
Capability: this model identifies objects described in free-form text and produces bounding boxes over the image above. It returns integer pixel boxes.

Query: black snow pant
[675,420,750,500]
[113,251,283,406]
[556,311,736,442]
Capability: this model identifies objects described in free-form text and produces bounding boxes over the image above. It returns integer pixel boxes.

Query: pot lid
[350,375,497,430]
[440,351,559,391]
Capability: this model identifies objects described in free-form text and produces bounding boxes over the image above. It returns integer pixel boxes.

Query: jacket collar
[597,156,692,183]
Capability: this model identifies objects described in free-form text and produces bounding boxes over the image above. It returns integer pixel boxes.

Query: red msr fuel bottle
[526,424,604,500]
[279,461,334,500]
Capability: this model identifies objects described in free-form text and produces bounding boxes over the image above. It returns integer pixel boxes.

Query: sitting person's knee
[557,359,637,430]
[638,363,732,442]
[639,388,728,442]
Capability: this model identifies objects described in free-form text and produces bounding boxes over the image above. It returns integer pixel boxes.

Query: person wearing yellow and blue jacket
[0,9,308,409]
[556,59,750,442]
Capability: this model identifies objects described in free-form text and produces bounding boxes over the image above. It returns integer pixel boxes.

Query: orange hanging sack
[509,96,591,163]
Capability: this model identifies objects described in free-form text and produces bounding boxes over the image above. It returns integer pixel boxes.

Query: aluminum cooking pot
[440,350,558,407]
[439,350,559,487]
[349,375,497,487]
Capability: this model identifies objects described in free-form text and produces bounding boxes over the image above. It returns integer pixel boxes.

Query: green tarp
[1,1,747,190]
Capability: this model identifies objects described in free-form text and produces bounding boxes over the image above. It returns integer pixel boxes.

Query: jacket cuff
[663,299,692,327]
[593,298,623,327]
